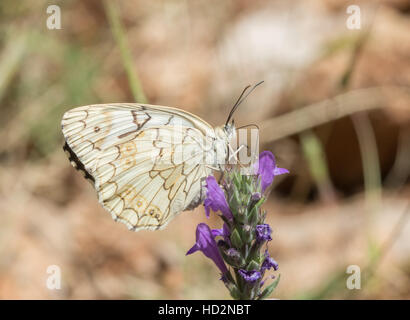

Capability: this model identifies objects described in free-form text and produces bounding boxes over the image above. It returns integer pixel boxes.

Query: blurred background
[0,0,409,299]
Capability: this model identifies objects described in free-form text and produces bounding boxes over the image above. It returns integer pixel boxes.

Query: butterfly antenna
[226,85,251,126]
[225,81,264,126]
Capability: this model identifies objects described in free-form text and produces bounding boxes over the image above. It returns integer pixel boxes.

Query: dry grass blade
[260,86,410,143]
[103,0,147,104]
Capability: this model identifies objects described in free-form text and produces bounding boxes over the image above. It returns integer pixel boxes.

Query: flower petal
[186,223,228,274]
[256,151,289,192]
[204,176,233,220]
[186,243,199,255]
[261,249,279,272]
[255,224,272,242]
[257,151,275,192]
[274,167,289,176]
[238,269,261,282]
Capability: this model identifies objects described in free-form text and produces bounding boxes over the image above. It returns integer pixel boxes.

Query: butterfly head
[211,122,235,167]
[215,122,236,142]
[223,121,236,139]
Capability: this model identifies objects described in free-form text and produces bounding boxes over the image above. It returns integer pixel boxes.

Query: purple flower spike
[256,151,289,192]
[187,223,228,274]
[204,176,233,220]
[256,224,272,242]
[238,269,261,282]
[262,251,279,272]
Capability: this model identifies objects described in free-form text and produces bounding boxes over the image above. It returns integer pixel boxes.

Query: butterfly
[61,83,262,232]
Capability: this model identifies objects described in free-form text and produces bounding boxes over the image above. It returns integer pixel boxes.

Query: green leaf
[259,274,281,300]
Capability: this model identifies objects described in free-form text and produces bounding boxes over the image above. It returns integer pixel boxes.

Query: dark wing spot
[63,142,95,184]
[119,111,152,139]
[165,115,174,126]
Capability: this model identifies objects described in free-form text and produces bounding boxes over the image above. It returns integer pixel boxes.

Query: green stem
[300,130,335,203]
[103,0,147,103]
[351,112,382,261]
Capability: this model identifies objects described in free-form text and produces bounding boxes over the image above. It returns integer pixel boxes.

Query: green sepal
[229,285,242,300]
[228,190,240,219]
[236,209,247,224]
[231,187,242,208]
[220,248,245,268]
[246,260,260,271]
[258,274,281,300]
[254,197,265,209]
[233,173,242,190]
[230,228,243,249]
[241,224,254,243]
[222,272,242,300]
[248,206,259,226]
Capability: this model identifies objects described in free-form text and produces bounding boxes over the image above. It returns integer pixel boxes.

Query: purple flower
[187,223,228,274]
[204,176,233,220]
[251,192,262,201]
[256,151,289,192]
[255,224,272,242]
[226,248,241,259]
[212,223,231,244]
[238,269,261,282]
[261,251,279,272]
